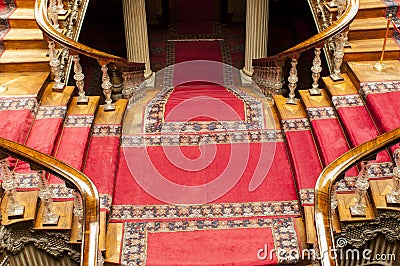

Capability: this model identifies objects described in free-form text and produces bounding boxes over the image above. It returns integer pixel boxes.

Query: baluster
[98,249,105,266]
[274,61,285,95]
[48,41,65,91]
[286,57,299,105]
[329,32,345,82]
[38,170,59,225]
[350,162,370,216]
[72,55,89,104]
[48,0,60,30]
[57,0,67,15]
[386,149,400,204]
[309,47,323,95]
[260,67,267,93]
[0,160,25,219]
[100,63,116,111]
[266,66,272,99]
[73,190,84,241]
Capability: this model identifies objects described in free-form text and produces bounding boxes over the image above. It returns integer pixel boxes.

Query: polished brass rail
[0,137,100,266]
[314,127,400,266]
[253,0,359,65]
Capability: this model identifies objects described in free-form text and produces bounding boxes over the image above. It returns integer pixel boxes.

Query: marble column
[242,0,269,77]
[122,0,153,79]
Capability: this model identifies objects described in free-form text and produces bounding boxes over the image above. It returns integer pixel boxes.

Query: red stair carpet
[0,0,16,56]
[109,0,302,264]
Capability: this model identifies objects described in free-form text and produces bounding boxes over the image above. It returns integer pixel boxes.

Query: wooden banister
[314,127,400,265]
[35,0,144,70]
[0,137,100,266]
[253,0,359,65]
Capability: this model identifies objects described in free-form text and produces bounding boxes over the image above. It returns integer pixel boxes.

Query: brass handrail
[253,0,359,65]
[0,137,100,266]
[34,0,144,69]
[314,127,400,266]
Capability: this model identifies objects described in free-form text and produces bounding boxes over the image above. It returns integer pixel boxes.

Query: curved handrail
[0,137,100,266]
[314,127,400,266]
[34,0,144,69]
[253,0,359,65]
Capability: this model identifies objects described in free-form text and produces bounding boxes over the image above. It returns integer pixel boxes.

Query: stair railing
[0,137,100,266]
[35,0,145,111]
[252,0,358,103]
[314,127,400,265]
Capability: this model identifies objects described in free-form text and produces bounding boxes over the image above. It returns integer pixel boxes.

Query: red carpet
[83,125,121,213]
[282,118,323,206]
[48,114,94,200]
[170,0,221,39]
[306,106,358,176]
[13,106,67,174]
[331,94,391,163]
[0,0,16,56]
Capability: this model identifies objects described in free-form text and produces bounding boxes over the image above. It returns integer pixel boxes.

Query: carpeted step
[274,95,324,245]
[323,74,391,164]
[346,61,400,149]
[48,96,100,200]
[83,99,128,251]
[299,89,358,176]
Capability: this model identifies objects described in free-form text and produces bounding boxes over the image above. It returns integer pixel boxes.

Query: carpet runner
[274,96,322,207]
[109,0,302,264]
[0,0,15,56]
[299,90,358,176]
[48,96,99,201]
[323,75,392,176]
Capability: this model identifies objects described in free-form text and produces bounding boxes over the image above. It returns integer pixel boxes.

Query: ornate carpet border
[121,217,300,265]
[306,107,337,120]
[100,194,112,212]
[281,118,311,132]
[0,97,37,113]
[36,106,67,120]
[360,81,400,97]
[143,84,265,134]
[110,200,300,221]
[299,189,314,205]
[92,124,122,137]
[0,0,16,55]
[331,94,364,108]
[121,129,284,147]
[64,114,94,127]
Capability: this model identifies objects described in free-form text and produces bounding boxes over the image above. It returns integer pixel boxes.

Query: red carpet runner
[110,0,302,264]
[0,0,16,56]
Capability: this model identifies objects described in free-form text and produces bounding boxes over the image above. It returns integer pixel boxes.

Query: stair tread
[8,8,35,20]
[350,17,393,31]
[345,38,400,53]
[0,49,50,63]
[359,0,386,9]
[347,60,400,83]
[322,74,358,96]
[4,28,44,41]
[0,71,49,96]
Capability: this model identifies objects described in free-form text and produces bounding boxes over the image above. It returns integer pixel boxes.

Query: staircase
[0,0,400,265]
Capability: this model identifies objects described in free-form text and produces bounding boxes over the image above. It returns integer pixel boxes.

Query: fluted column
[122,0,152,78]
[242,0,269,77]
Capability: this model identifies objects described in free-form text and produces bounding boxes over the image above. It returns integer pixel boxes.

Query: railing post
[0,159,25,219]
[38,170,59,225]
[48,0,60,30]
[99,62,116,111]
[286,56,299,105]
[350,162,370,216]
[330,0,346,81]
[309,47,323,95]
[72,54,89,104]
[48,40,65,91]
[274,60,285,95]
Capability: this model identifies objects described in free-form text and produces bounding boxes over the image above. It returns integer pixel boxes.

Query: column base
[240,69,253,86]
